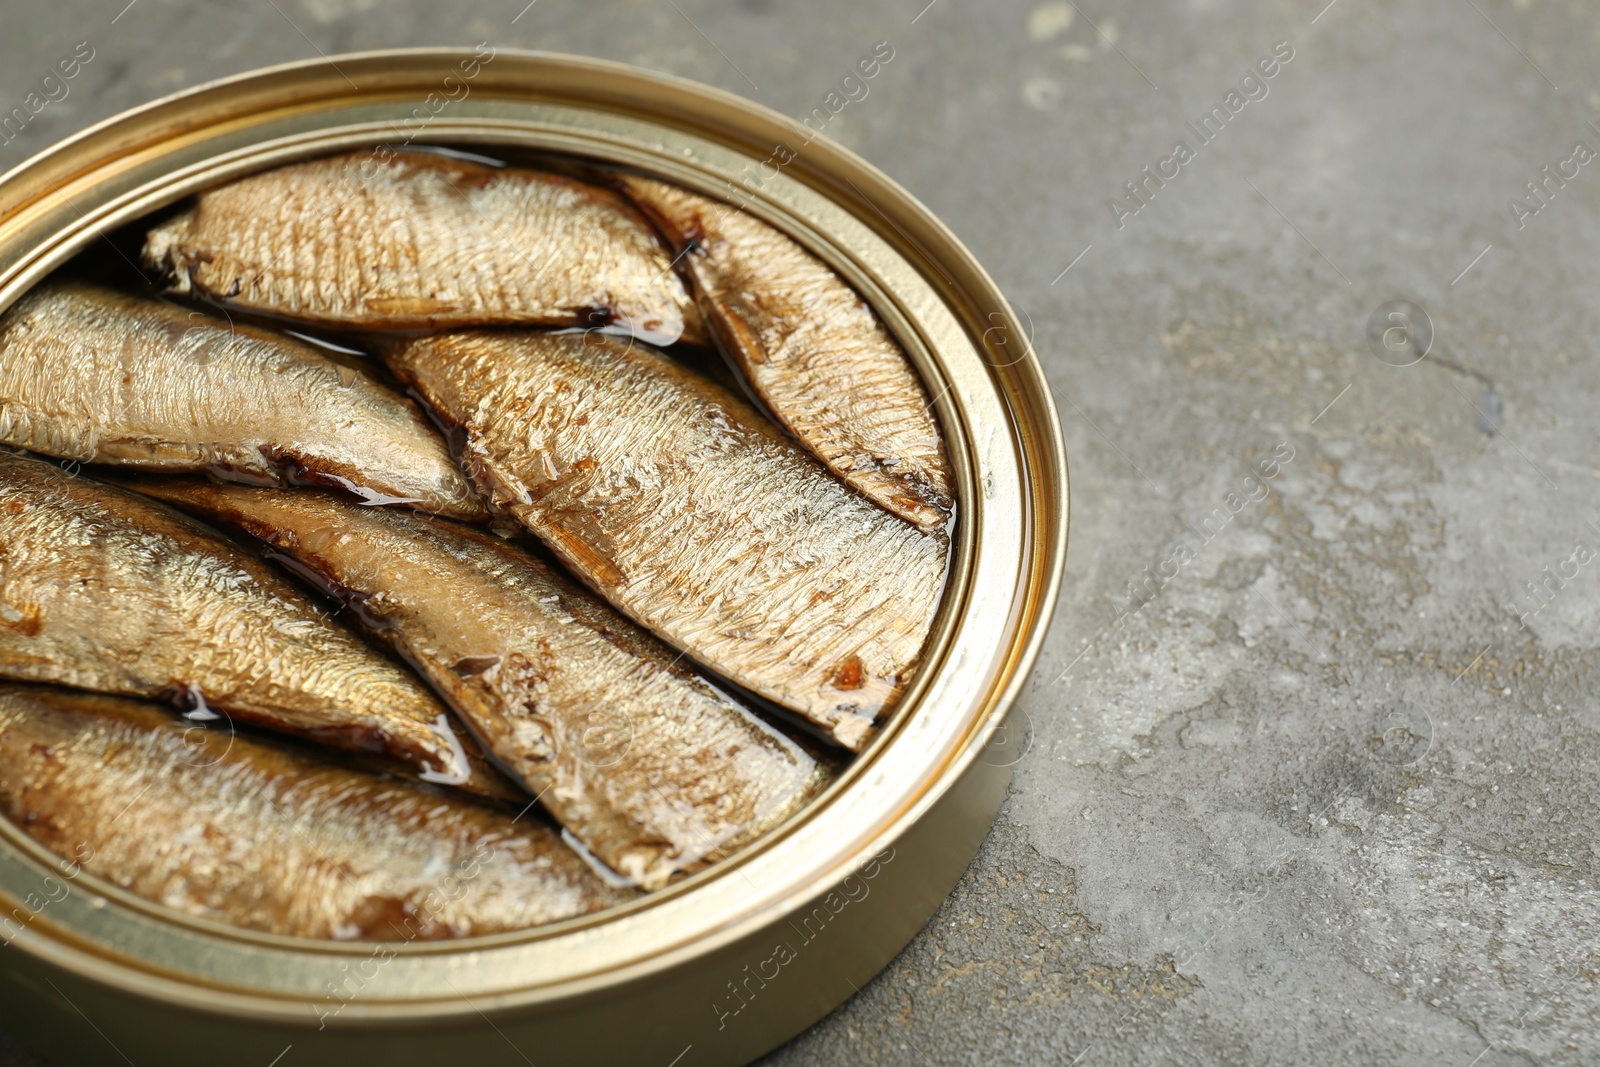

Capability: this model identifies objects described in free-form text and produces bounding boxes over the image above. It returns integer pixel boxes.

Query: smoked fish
[143,151,702,345]
[0,282,483,520]
[619,176,953,530]
[386,331,948,751]
[0,451,496,793]
[0,684,630,940]
[141,480,825,888]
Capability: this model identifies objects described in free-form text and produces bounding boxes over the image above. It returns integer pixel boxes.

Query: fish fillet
[0,451,500,794]
[141,480,826,888]
[386,331,948,751]
[620,176,953,529]
[0,281,483,519]
[142,150,702,345]
[0,684,630,940]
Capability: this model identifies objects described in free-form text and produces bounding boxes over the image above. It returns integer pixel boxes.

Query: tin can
[0,48,1066,1067]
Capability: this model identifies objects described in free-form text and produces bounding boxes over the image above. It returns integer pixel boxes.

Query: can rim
[0,48,1068,1025]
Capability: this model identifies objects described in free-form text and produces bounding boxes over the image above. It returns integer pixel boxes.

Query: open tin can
[0,48,1066,1067]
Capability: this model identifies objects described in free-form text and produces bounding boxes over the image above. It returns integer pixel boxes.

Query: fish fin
[539,521,627,588]
[141,211,197,291]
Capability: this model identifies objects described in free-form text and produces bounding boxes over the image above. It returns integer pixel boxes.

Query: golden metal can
[0,48,1066,1067]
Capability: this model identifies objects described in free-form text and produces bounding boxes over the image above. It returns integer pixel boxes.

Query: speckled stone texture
[1,1,1596,1064]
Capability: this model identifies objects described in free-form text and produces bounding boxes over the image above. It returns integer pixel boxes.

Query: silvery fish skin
[620,176,953,530]
[386,331,948,751]
[0,282,484,520]
[142,150,702,345]
[0,685,630,940]
[142,481,826,889]
[0,451,496,793]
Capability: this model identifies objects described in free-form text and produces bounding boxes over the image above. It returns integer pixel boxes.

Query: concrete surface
[3,0,1598,1064]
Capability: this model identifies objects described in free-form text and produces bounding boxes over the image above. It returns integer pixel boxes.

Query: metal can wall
[0,49,1066,1067]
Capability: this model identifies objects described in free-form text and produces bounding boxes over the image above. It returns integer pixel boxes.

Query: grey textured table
[3,1,1597,1064]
